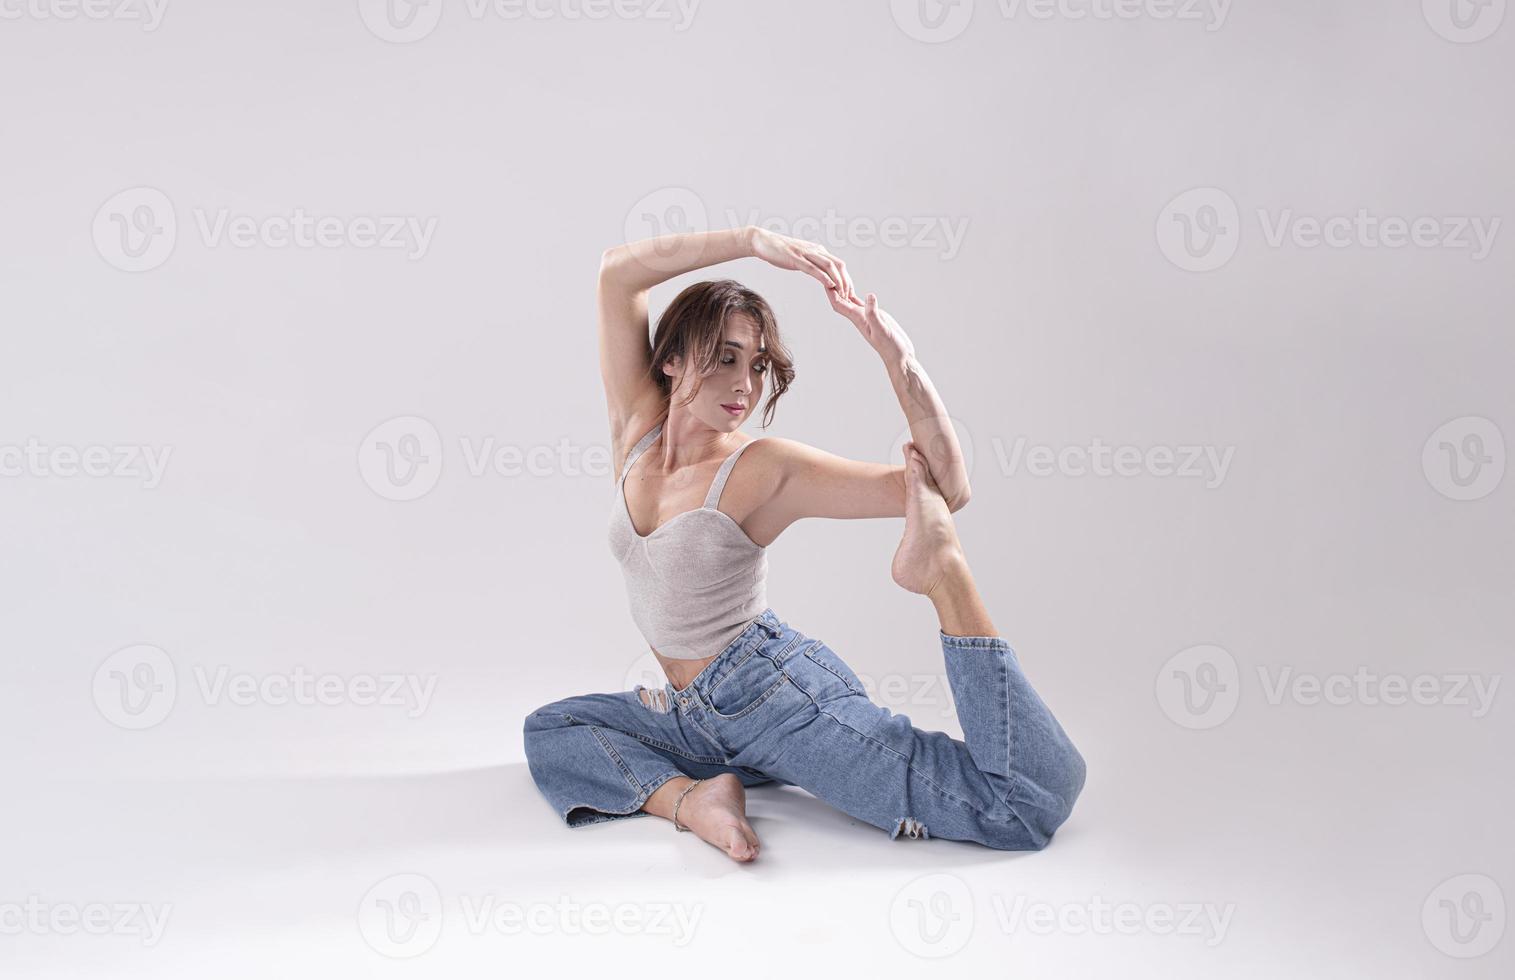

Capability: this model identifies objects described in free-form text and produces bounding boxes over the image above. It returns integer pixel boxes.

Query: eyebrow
[723,340,768,354]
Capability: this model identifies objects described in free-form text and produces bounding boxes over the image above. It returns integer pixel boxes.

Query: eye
[722,354,767,374]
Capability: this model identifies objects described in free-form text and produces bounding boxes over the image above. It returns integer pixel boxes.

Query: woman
[523,224,1086,862]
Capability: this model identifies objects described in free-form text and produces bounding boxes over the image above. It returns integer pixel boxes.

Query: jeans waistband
[669,608,784,713]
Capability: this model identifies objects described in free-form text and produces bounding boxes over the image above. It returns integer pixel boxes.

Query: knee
[522,698,576,754]
[987,740,1086,851]
[1022,741,1087,849]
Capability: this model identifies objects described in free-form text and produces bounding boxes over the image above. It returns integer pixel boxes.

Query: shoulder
[734,435,816,488]
[746,435,823,469]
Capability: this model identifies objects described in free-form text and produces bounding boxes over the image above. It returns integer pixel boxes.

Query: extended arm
[827,290,972,511]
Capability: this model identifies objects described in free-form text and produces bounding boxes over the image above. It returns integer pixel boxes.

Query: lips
[721,403,745,414]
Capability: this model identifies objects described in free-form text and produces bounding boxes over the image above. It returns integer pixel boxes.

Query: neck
[652,412,742,472]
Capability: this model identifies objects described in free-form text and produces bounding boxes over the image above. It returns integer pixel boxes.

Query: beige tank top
[607,419,770,661]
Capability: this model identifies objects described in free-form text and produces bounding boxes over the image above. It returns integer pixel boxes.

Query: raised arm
[598,227,755,452]
[598,226,858,462]
[831,290,972,511]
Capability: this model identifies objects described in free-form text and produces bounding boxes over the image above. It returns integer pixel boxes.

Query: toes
[727,829,757,861]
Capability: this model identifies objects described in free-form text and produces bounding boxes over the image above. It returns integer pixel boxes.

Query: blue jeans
[523,608,1086,849]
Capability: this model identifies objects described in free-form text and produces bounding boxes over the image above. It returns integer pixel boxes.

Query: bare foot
[677,774,761,863]
[891,441,967,597]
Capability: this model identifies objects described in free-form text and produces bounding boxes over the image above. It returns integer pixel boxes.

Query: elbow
[947,482,972,513]
[598,246,626,285]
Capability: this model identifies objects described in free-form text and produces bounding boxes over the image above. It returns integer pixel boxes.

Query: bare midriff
[652,646,718,692]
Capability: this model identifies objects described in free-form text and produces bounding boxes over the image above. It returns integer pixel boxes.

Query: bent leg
[752,438,1085,848]
[523,688,772,828]
[755,630,1084,850]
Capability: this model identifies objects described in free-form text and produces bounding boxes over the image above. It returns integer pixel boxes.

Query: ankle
[924,553,971,603]
[929,559,997,638]
[642,775,695,821]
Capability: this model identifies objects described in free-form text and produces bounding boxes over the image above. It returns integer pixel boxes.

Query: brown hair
[649,279,795,429]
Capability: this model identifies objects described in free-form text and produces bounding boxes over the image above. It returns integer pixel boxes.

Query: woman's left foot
[891,441,966,597]
[677,774,762,862]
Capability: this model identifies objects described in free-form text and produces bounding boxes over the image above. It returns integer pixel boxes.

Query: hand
[750,227,858,302]
[826,288,916,363]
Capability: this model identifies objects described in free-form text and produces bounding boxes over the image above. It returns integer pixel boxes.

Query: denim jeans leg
[523,688,771,828]
[738,630,1085,850]
[939,631,1087,844]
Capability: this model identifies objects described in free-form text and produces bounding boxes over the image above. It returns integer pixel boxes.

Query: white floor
[6,753,1506,978]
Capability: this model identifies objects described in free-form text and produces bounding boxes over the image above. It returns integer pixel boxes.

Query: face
[665,313,769,430]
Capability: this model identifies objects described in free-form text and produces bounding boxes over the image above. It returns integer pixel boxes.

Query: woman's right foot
[891,441,967,597]
[677,774,761,863]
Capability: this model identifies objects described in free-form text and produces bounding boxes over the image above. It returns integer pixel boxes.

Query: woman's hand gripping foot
[891,441,968,598]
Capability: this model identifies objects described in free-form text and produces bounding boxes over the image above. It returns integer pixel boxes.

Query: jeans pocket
[791,641,867,703]
[705,653,790,719]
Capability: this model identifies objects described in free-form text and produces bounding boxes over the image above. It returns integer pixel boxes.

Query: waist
[654,647,718,691]
[664,608,786,696]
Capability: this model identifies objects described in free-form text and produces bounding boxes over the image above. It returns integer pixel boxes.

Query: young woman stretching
[524,225,1086,862]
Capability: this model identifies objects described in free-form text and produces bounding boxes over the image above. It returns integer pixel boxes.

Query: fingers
[837,261,857,304]
[801,255,836,289]
[804,245,851,297]
[797,242,864,308]
[818,254,845,293]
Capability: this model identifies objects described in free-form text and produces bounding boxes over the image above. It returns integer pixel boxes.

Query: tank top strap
[703,436,764,509]
[617,420,664,486]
